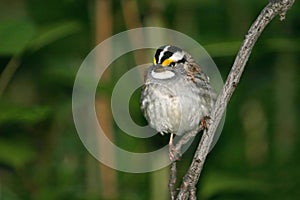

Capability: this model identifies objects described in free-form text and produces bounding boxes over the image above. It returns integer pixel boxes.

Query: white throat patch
[151,70,175,79]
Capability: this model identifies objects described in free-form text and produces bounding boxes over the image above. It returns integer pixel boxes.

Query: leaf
[0,104,51,125]
[0,19,36,56]
[28,21,82,52]
[0,139,36,168]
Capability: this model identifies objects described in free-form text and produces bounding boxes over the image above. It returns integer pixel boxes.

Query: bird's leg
[200,116,211,129]
[168,133,174,160]
[169,133,174,146]
[169,133,176,161]
[169,133,181,162]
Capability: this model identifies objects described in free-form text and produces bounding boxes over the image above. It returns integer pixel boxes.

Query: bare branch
[174,0,295,199]
[171,126,202,162]
[169,162,177,200]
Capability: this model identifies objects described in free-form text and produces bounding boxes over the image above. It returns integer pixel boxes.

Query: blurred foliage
[0,0,299,200]
[0,19,35,55]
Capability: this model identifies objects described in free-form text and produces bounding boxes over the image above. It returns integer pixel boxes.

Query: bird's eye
[170,62,176,67]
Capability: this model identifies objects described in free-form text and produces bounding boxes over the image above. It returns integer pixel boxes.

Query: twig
[169,162,177,200]
[170,126,202,162]
[174,0,295,199]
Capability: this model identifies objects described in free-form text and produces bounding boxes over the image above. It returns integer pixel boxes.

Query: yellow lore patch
[162,58,173,67]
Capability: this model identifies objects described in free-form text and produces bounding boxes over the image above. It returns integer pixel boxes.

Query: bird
[140,45,217,159]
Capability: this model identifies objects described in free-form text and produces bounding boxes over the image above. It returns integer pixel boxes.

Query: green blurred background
[0,0,299,199]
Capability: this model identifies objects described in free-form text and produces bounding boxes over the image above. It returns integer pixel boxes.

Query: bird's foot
[200,116,211,129]
[169,144,181,162]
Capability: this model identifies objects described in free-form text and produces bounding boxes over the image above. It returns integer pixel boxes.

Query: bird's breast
[141,82,204,136]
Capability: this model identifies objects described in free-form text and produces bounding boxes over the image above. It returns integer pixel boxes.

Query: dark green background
[0,0,299,199]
